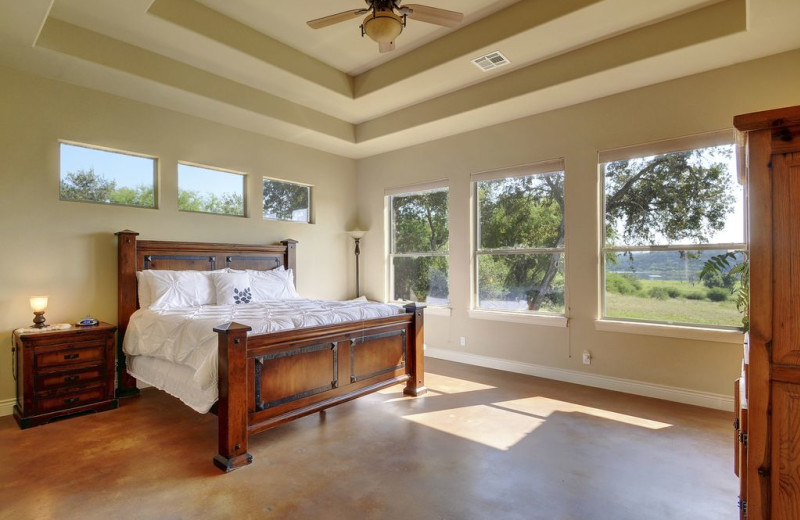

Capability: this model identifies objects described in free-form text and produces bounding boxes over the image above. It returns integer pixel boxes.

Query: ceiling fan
[307,0,464,53]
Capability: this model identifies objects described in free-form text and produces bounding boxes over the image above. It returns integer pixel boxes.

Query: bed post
[213,322,253,472]
[281,239,298,279]
[116,230,140,398]
[403,303,427,397]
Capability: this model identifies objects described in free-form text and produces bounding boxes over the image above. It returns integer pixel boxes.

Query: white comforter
[123,298,404,411]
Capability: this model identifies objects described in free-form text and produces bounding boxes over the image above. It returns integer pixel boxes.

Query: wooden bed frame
[116,230,426,472]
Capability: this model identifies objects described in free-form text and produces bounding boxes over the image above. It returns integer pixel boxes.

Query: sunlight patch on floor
[496,397,672,430]
[403,404,545,450]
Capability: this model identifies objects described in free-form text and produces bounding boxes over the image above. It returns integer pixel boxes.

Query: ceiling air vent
[471,51,510,72]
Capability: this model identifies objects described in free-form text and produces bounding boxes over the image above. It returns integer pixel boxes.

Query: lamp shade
[348,229,367,240]
[29,296,48,313]
[363,11,403,44]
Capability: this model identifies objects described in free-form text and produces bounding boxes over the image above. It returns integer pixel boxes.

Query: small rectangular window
[601,133,746,329]
[388,183,449,305]
[473,161,566,315]
[262,178,311,223]
[59,142,156,208]
[178,163,245,216]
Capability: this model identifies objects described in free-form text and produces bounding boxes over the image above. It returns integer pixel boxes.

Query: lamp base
[32,312,46,329]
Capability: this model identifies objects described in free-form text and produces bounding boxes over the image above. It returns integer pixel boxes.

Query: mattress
[123,298,404,413]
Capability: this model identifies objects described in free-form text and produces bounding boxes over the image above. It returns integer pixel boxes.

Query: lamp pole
[348,230,366,298]
[354,237,361,297]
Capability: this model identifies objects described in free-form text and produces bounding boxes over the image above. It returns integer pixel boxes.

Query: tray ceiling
[1,0,799,158]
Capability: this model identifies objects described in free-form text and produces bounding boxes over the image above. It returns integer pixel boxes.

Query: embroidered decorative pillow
[139,270,217,309]
[212,271,253,305]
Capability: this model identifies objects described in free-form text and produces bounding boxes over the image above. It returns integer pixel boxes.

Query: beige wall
[0,65,358,405]
[356,48,800,398]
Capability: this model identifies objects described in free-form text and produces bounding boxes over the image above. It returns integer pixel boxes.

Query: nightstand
[13,322,118,428]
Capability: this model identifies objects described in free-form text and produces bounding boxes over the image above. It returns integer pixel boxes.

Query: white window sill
[595,319,744,344]
[424,306,452,317]
[469,309,568,327]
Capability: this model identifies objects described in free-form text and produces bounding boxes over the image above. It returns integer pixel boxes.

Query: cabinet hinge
[739,432,748,447]
[738,498,747,516]
[733,418,740,430]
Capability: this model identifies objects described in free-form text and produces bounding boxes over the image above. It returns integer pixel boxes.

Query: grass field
[605,278,743,328]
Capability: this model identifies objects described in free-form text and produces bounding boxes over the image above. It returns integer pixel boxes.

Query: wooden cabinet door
[771,381,800,518]
[772,151,800,367]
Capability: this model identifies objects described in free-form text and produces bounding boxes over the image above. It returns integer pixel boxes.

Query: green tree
[60,168,117,202]
[263,180,309,220]
[392,191,449,302]
[109,185,154,207]
[178,189,243,215]
[604,148,734,246]
[478,173,564,309]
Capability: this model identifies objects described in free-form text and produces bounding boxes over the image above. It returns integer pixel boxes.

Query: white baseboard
[426,348,734,412]
[0,398,15,417]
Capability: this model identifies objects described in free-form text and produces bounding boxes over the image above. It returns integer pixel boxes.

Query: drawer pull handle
[64,375,79,383]
[64,354,79,360]
[64,397,80,404]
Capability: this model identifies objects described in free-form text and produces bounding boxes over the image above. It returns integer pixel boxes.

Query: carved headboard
[115,230,297,395]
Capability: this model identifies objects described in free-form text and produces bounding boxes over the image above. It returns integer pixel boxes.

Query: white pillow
[211,271,253,305]
[136,271,153,309]
[139,270,217,309]
[249,268,300,301]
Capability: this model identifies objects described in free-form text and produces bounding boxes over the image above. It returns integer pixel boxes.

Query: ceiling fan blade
[307,9,368,29]
[402,4,464,27]
[379,41,396,53]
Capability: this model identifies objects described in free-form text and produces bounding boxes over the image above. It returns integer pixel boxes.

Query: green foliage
[478,173,565,309]
[392,190,449,302]
[178,189,243,215]
[665,287,682,298]
[606,273,643,295]
[263,179,309,221]
[392,256,448,303]
[605,146,735,246]
[686,291,706,300]
[61,168,154,207]
[700,250,749,330]
[706,287,729,302]
[648,287,669,300]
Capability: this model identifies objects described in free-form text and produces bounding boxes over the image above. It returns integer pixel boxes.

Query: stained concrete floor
[0,358,737,520]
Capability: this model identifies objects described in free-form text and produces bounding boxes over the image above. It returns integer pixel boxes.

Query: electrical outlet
[582,350,592,365]
[459,336,466,347]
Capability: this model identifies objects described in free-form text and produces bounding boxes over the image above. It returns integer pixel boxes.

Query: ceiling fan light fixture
[362,10,404,44]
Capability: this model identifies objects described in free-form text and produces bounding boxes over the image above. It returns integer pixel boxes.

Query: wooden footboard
[213,304,426,472]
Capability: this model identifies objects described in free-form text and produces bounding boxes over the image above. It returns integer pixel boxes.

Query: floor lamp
[348,229,366,297]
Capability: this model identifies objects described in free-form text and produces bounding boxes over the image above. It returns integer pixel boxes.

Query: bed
[116,230,426,472]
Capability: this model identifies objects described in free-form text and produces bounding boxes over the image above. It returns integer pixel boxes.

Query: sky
[60,143,245,197]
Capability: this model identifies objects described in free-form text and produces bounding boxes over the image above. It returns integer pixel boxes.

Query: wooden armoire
[734,105,800,520]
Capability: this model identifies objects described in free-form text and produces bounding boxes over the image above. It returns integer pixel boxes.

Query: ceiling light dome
[362,10,403,44]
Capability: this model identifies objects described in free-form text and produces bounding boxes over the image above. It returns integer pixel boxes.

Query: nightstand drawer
[36,386,106,414]
[35,342,105,369]
[35,367,106,392]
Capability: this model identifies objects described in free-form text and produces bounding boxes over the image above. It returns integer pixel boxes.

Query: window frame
[58,140,158,209]
[261,176,312,224]
[386,180,450,307]
[177,161,247,217]
[471,160,567,317]
[599,130,748,330]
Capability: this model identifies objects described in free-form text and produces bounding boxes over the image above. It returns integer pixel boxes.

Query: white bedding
[123,298,404,413]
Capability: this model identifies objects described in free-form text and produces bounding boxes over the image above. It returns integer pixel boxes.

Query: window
[388,182,449,305]
[473,160,566,314]
[601,132,746,328]
[178,163,245,216]
[262,178,311,223]
[59,142,156,208]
